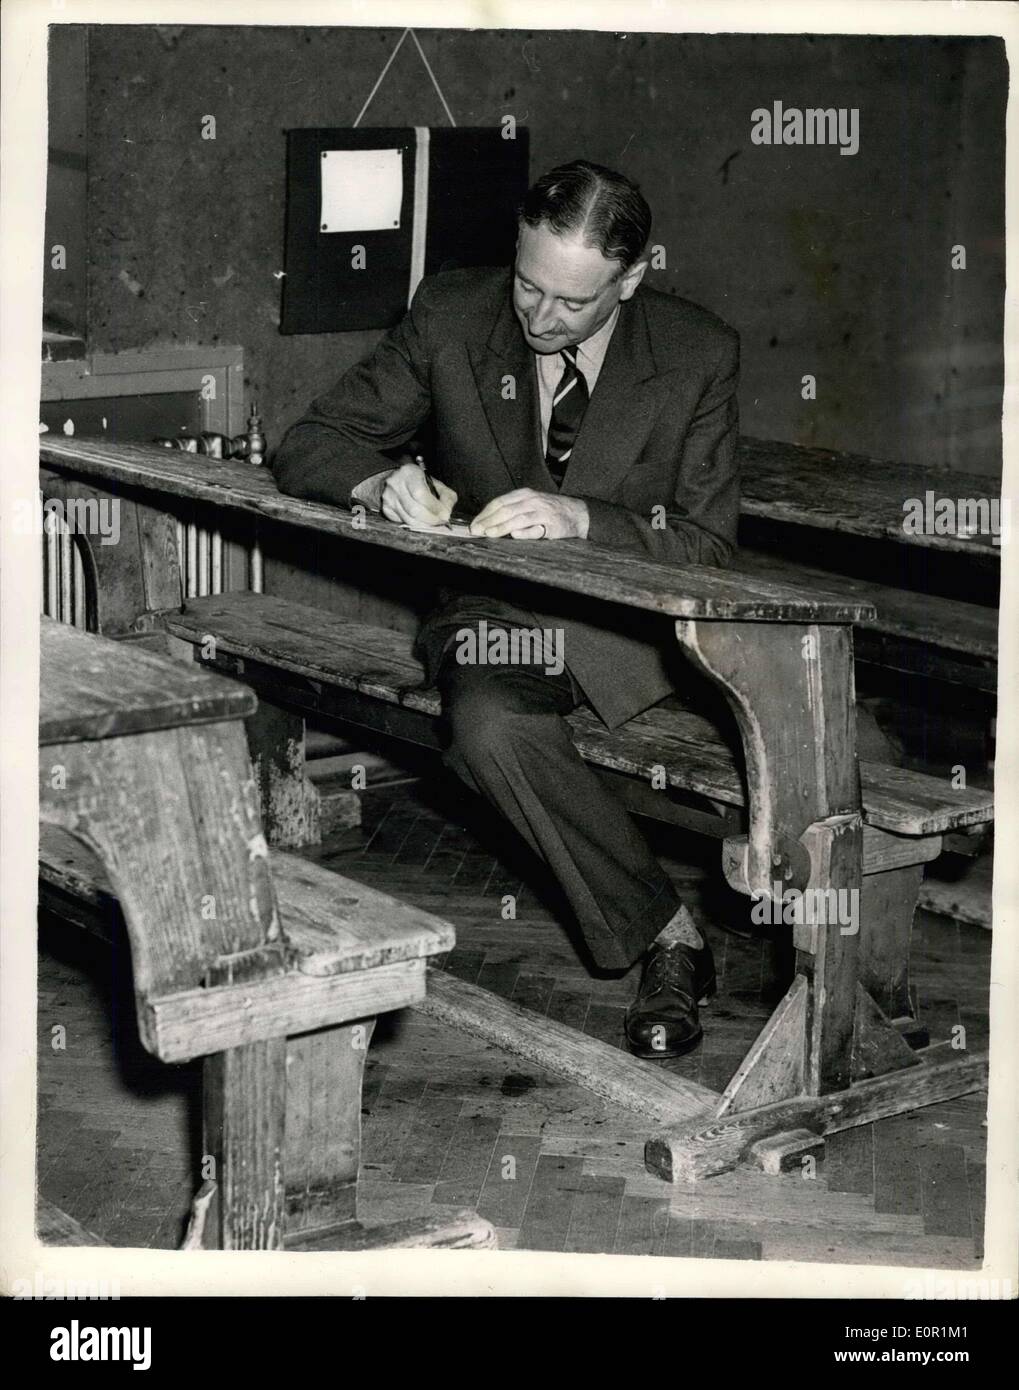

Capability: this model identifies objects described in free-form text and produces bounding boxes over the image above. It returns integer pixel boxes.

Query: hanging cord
[353,27,457,128]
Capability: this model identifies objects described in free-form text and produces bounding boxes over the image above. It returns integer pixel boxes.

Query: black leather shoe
[624,938,717,1059]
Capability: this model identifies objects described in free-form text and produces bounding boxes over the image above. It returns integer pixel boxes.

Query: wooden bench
[37,620,494,1251]
[735,548,998,695]
[737,437,1001,695]
[38,438,993,1184]
[160,590,994,1056]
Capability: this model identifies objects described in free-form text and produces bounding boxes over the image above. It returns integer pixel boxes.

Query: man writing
[273,159,740,1057]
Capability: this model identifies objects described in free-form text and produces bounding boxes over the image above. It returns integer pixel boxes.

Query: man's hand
[381,462,458,527]
[470,489,590,540]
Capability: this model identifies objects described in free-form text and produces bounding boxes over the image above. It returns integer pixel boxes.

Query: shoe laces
[643,945,697,1004]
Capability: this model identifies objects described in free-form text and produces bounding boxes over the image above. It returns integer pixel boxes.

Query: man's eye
[562,302,583,313]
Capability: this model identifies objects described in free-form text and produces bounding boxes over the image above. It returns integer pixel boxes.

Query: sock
[654,905,705,951]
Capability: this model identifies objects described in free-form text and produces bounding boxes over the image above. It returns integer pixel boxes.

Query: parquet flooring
[36,770,990,1267]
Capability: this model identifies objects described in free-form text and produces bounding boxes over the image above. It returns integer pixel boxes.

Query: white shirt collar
[535,302,621,392]
[573,302,620,375]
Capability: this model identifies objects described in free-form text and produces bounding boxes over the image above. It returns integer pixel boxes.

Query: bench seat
[40,822,454,978]
[161,592,994,838]
[39,821,454,1066]
[38,827,497,1250]
[735,549,997,692]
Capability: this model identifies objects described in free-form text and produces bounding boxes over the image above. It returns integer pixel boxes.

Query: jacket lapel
[559,293,661,498]
[467,280,663,498]
[467,286,549,491]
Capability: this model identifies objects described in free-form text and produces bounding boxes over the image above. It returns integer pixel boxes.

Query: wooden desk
[39,439,989,1182]
[736,438,1001,696]
[38,618,489,1249]
[739,436,1002,557]
[40,436,871,621]
[40,618,286,1247]
[44,433,1004,557]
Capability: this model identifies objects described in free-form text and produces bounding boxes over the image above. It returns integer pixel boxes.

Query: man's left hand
[470,489,589,540]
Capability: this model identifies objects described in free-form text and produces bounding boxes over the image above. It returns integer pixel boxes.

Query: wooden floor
[36,770,990,1265]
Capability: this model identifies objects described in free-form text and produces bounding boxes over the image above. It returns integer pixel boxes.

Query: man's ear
[617,258,648,301]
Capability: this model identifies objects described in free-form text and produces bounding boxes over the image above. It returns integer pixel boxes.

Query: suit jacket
[272,266,741,729]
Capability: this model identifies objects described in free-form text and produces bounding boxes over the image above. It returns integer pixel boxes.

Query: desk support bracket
[652,618,987,1182]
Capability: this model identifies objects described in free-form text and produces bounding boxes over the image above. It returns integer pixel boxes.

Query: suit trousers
[437,625,682,971]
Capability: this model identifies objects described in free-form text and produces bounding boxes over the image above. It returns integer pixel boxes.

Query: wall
[75,25,1006,476]
[43,25,88,346]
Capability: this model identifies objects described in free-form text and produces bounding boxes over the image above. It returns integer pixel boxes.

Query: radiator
[41,511,88,628]
[41,508,262,628]
[177,522,263,600]
[179,521,222,600]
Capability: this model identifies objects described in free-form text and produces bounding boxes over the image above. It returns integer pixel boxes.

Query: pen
[414,454,442,502]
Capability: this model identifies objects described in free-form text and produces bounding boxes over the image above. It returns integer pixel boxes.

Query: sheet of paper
[320,148,403,233]
[400,518,475,537]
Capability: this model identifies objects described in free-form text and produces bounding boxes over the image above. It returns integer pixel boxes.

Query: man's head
[512,160,651,353]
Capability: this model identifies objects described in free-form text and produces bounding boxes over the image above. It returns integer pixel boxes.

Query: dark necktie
[545,347,589,488]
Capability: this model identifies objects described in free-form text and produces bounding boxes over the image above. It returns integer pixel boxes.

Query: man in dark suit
[273,160,740,1057]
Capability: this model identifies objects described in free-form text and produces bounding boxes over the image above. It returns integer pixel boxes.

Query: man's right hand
[381,462,458,527]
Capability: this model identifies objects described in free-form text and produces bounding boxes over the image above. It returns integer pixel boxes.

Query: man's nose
[529,300,558,335]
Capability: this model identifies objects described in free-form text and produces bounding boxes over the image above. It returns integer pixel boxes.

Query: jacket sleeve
[577,330,740,568]
[271,280,436,507]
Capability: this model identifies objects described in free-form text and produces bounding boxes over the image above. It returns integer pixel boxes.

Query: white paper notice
[320,148,403,233]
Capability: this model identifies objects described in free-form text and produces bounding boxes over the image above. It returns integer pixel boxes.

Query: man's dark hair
[519,160,652,272]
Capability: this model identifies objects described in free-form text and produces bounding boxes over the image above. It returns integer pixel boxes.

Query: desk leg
[245,698,320,849]
[799,813,864,1095]
[284,1022,375,1238]
[40,720,289,1249]
[859,862,928,1046]
[674,619,861,890]
[203,1042,287,1250]
[674,618,863,1095]
[645,619,987,1182]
